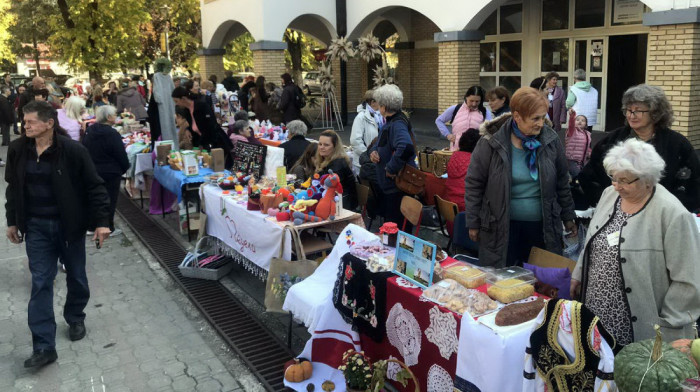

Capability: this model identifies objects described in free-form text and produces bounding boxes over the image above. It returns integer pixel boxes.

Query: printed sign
[392,231,437,289]
[613,0,645,24]
[231,141,267,179]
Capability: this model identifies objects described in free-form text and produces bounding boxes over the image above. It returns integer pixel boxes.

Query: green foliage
[7,0,55,67]
[224,32,254,72]
[50,0,150,77]
[140,0,201,71]
[0,0,15,62]
[284,29,320,72]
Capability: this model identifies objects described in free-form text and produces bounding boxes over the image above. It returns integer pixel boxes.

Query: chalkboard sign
[231,141,267,178]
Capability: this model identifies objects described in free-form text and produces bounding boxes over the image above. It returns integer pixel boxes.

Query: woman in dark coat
[82,105,129,235]
[466,87,577,268]
[278,73,301,124]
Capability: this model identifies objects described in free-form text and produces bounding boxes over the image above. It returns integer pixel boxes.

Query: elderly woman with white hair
[279,119,310,170]
[571,138,700,345]
[82,105,129,236]
[369,84,417,229]
[57,96,86,141]
[579,84,700,212]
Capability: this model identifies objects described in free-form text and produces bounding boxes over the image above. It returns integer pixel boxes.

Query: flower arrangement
[338,350,418,392]
[270,272,304,300]
[339,350,373,391]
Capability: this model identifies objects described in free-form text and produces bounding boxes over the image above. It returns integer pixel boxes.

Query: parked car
[55,74,72,86]
[9,73,26,88]
[302,71,321,95]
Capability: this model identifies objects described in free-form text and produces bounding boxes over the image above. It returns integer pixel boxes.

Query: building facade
[199,0,700,147]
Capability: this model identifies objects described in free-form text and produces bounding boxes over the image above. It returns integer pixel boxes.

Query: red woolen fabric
[444,151,472,212]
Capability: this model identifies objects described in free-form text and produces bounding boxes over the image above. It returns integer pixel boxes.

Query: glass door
[573,38,607,131]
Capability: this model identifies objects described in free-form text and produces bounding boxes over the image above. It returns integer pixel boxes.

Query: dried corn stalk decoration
[318,61,335,95]
[327,34,395,88]
[357,34,383,63]
[325,36,355,62]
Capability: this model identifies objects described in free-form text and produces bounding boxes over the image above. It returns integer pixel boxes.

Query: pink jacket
[565,111,591,165]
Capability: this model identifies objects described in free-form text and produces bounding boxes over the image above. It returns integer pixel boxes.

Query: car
[302,71,322,95]
[9,73,26,88]
[55,74,72,86]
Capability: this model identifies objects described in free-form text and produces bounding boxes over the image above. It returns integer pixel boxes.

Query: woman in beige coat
[571,138,700,345]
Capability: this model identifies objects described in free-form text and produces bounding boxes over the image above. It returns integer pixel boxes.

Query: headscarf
[511,120,541,180]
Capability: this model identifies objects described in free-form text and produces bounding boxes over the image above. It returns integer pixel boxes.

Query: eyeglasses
[622,109,650,118]
[607,174,640,185]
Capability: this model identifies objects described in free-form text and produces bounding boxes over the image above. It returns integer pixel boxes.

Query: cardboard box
[211,148,225,172]
[181,150,199,176]
[156,144,172,166]
[528,247,577,273]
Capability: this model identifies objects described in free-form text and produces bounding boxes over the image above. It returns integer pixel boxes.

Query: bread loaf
[495,298,546,326]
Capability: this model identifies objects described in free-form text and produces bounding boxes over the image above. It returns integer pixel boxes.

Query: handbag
[432,148,454,177]
[264,226,319,313]
[395,164,426,196]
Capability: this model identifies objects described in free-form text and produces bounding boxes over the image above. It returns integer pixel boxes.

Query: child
[565,111,592,178]
[445,128,480,212]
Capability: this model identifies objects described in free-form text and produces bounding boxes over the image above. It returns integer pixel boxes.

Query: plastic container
[442,262,487,289]
[486,267,536,303]
[422,279,498,317]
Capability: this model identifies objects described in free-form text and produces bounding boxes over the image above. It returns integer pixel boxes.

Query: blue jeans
[26,217,89,351]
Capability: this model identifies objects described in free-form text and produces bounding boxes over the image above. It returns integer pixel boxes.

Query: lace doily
[424,306,459,360]
[427,364,454,392]
[396,277,419,289]
[386,302,421,366]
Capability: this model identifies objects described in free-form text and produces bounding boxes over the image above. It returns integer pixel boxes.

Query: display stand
[314,92,344,133]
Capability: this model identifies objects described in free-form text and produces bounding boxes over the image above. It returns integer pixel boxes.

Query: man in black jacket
[279,73,302,124]
[5,101,111,368]
[222,70,240,93]
[17,76,46,134]
[0,85,14,152]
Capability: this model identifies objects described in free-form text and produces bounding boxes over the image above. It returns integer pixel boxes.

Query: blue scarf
[512,121,541,180]
[368,105,385,128]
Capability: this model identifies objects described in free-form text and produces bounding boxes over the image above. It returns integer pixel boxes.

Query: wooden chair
[434,194,459,250]
[400,196,423,235]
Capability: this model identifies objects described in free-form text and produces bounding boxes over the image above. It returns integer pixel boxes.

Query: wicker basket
[418,151,435,173]
[432,149,454,177]
[179,236,234,280]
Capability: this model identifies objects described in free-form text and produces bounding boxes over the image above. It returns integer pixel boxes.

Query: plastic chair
[452,212,479,256]
[434,194,459,250]
[400,196,423,235]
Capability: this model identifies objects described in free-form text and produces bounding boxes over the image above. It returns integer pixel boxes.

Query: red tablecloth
[423,172,446,206]
[360,275,461,391]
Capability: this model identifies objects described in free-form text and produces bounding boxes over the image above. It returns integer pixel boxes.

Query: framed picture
[392,231,437,289]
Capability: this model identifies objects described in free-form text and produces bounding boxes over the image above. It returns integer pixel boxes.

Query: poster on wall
[392,231,437,289]
[613,0,645,25]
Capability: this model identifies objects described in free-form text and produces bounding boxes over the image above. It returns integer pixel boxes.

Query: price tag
[607,231,620,247]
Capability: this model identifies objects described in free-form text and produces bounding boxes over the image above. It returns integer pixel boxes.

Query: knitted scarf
[512,120,541,180]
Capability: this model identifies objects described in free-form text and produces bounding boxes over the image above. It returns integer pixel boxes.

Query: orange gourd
[284,359,313,383]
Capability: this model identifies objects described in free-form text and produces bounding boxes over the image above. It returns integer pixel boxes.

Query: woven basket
[432,149,454,177]
[418,151,435,173]
[179,236,234,280]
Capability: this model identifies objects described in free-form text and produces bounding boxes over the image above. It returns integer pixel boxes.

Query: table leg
[287,312,293,349]
[161,182,165,219]
[140,189,144,209]
[185,189,192,242]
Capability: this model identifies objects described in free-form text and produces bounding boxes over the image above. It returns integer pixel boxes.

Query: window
[480,43,497,72]
[541,39,569,72]
[500,4,523,34]
[542,0,569,31]
[575,0,605,28]
[480,10,497,36]
[500,41,522,72]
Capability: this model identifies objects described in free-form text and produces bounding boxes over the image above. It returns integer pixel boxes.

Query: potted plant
[338,350,419,392]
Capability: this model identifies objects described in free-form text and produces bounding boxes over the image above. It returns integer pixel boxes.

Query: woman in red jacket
[445,128,480,211]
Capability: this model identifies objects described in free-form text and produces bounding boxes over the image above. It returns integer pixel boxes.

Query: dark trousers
[382,190,413,234]
[26,217,89,351]
[1,123,9,146]
[103,176,121,232]
[506,220,545,267]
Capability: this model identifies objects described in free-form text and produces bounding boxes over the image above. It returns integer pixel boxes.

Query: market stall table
[259,138,282,147]
[153,164,214,240]
[201,184,363,274]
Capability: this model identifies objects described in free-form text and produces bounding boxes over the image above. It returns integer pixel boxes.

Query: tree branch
[56,0,75,29]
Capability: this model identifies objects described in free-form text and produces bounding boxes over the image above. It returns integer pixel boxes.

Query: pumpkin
[284,358,313,383]
[671,339,700,372]
[615,325,698,392]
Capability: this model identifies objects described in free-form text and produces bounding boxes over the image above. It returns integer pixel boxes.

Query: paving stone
[172,375,198,391]
[196,378,224,392]
[146,374,173,389]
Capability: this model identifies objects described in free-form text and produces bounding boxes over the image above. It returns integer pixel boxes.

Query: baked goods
[422,279,498,316]
[495,298,546,326]
[443,264,487,289]
[349,242,393,260]
[487,279,535,303]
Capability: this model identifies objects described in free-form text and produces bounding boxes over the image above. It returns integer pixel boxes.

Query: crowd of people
[1,62,700,369]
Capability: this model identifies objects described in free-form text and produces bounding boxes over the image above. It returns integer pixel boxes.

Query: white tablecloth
[283,224,380,332]
[133,153,154,191]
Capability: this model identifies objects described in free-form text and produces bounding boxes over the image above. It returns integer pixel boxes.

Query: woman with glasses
[571,138,700,345]
[579,84,700,211]
[466,87,576,268]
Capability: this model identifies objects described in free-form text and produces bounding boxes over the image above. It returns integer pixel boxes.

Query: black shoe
[23,349,57,368]
[68,321,86,341]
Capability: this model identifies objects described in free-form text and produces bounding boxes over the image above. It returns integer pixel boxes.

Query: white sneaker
[0,160,5,167]
[110,229,123,237]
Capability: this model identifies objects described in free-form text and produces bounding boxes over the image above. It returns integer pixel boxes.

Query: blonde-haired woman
[57,96,86,141]
[315,129,357,209]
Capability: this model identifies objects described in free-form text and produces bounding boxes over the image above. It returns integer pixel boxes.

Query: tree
[0,0,14,63]
[223,32,254,72]
[284,29,320,84]
[8,0,55,73]
[52,0,150,80]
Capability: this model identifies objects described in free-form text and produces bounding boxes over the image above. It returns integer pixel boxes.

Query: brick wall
[198,55,225,84]
[395,49,413,109]
[346,57,364,110]
[412,48,439,110]
[437,41,480,113]
[409,12,441,42]
[647,23,700,148]
[252,50,287,81]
